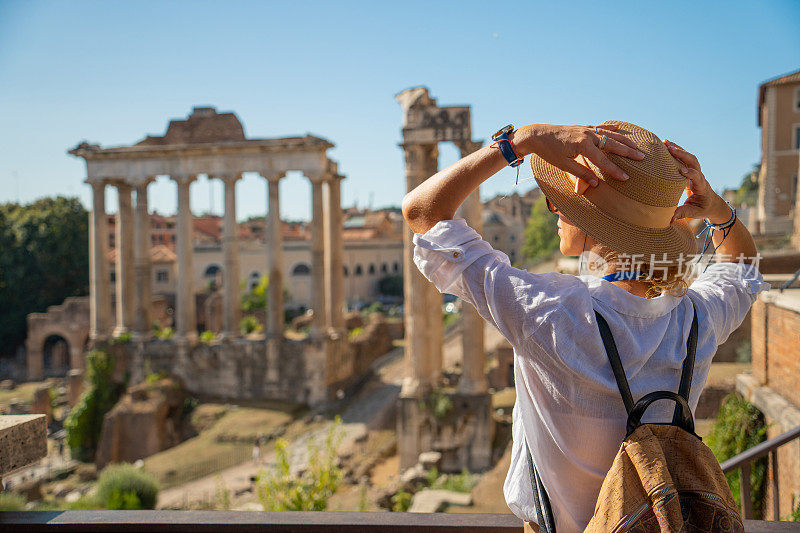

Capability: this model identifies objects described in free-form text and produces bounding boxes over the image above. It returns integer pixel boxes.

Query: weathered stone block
[0,415,48,475]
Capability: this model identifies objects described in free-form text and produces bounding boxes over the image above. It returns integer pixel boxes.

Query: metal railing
[720,424,800,520]
[2,511,799,532]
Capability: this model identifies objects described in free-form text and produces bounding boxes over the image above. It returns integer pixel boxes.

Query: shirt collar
[580,275,681,318]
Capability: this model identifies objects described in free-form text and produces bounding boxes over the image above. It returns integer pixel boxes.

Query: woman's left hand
[513,123,645,193]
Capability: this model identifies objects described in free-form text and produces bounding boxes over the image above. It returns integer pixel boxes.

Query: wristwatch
[492,124,524,167]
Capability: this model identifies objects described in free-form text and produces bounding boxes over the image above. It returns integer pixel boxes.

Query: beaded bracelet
[696,200,737,270]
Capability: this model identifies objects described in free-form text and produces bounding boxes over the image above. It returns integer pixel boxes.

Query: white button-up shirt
[412,219,769,533]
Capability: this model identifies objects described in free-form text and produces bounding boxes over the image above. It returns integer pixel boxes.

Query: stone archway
[26,297,91,381]
[42,334,70,377]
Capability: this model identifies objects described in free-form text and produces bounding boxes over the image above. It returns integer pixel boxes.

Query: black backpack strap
[672,303,698,425]
[594,311,635,415]
[525,437,556,533]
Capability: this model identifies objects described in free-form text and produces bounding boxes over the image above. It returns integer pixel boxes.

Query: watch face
[492,124,514,140]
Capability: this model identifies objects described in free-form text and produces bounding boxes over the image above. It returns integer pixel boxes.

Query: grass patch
[0,381,45,409]
[144,405,294,488]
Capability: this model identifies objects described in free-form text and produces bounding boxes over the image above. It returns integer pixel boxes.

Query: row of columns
[88,171,344,342]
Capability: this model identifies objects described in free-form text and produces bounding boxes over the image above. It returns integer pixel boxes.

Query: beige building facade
[756,69,800,235]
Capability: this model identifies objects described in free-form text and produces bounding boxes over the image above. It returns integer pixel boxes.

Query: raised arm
[665,140,758,263]
[402,124,645,234]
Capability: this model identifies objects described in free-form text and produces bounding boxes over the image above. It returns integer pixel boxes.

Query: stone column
[309,175,328,335]
[400,143,440,397]
[174,175,197,340]
[220,173,242,336]
[456,141,487,394]
[133,180,153,334]
[89,181,111,340]
[265,174,285,336]
[324,174,345,330]
[113,182,135,336]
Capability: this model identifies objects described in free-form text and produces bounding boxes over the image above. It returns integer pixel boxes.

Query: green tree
[0,197,89,355]
[521,195,560,262]
[734,163,760,207]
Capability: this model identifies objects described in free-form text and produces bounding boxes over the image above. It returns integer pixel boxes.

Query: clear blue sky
[1,1,798,221]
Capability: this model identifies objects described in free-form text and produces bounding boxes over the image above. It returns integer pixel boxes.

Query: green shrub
[708,393,768,519]
[348,327,364,341]
[430,468,476,493]
[155,327,174,340]
[0,492,26,511]
[363,301,385,315]
[65,495,102,510]
[111,331,132,345]
[96,463,159,510]
[391,488,412,512]
[199,330,216,344]
[65,350,125,461]
[255,416,343,511]
[240,315,262,335]
[145,371,168,386]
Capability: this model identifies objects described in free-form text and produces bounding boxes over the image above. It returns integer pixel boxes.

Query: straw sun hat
[531,120,698,266]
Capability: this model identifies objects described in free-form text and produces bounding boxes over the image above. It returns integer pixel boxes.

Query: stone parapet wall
[750,292,800,406]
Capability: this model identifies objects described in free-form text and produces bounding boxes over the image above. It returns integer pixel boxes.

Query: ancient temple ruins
[395,88,492,472]
[62,107,350,405]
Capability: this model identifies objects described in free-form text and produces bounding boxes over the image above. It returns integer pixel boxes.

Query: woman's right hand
[664,139,731,224]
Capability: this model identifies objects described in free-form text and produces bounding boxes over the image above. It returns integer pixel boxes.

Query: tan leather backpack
[526,306,744,532]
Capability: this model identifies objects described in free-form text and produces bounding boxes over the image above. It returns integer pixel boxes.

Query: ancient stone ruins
[395,88,492,472]
[27,94,495,473]
[65,107,351,406]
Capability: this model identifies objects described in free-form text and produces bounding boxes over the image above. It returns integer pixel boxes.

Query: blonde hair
[595,247,691,299]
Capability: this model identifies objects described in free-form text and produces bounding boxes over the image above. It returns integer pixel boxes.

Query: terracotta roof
[758,68,800,125]
[108,244,176,263]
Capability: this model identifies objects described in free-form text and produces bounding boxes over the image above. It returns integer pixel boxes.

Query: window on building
[795,125,800,150]
[171,235,176,243]
[510,235,516,242]
[249,271,261,290]
[368,264,376,275]
[156,269,168,283]
[110,270,116,283]
[796,87,800,111]
[355,264,363,276]
[494,235,500,243]
[292,263,311,276]
[204,264,221,278]
[151,235,156,244]
[381,263,388,273]
[393,261,400,273]
[343,265,349,277]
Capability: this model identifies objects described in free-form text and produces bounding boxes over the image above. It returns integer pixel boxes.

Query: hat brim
[531,154,698,266]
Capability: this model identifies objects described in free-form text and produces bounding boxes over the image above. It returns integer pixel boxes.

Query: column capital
[88,179,107,191]
[262,172,286,183]
[306,171,333,184]
[171,174,198,186]
[213,172,243,184]
[112,181,133,192]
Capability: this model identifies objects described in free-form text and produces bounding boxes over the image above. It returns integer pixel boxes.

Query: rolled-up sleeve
[688,262,770,345]
[413,219,576,347]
